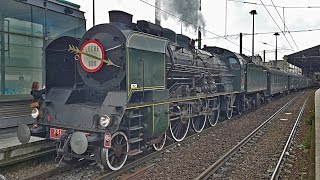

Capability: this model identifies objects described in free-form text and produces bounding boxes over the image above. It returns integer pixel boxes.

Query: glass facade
[0,0,85,99]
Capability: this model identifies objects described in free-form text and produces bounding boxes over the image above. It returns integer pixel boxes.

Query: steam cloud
[158,0,206,31]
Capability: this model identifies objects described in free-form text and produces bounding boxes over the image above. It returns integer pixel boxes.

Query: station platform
[0,99,33,129]
[315,89,320,179]
[0,130,55,167]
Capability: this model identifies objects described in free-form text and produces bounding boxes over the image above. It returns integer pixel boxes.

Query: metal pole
[274,32,279,68]
[275,36,277,68]
[93,0,95,26]
[198,28,201,49]
[263,50,266,63]
[249,10,257,63]
[225,0,227,36]
[0,16,5,95]
[240,33,243,55]
[198,0,201,49]
[252,14,254,62]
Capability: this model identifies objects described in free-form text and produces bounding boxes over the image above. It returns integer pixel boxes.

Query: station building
[286,45,320,84]
[0,0,86,128]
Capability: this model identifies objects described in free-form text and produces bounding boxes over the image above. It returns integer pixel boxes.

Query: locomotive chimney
[109,10,133,25]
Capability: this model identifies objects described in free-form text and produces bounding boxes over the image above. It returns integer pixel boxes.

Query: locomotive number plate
[104,133,112,148]
[50,128,66,140]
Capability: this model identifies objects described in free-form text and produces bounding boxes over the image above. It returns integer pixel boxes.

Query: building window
[0,0,85,99]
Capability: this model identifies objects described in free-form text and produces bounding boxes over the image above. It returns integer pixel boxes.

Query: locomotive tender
[17,11,310,171]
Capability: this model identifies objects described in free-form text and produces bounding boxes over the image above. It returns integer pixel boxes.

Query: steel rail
[194,92,303,180]
[270,94,310,179]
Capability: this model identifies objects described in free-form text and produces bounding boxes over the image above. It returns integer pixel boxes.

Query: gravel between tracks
[219,91,310,179]
[1,158,56,180]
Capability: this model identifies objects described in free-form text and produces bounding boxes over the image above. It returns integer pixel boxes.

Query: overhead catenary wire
[259,0,295,51]
[257,49,293,53]
[259,41,294,51]
[270,0,299,51]
[228,0,320,9]
[138,0,252,53]
[202,27,320,40]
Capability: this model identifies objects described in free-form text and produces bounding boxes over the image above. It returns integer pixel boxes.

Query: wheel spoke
[174,122,181,134]
[121,143,127,149]
[116,135,119,145]
[170,105,190,141]
[114,156,118,167]
[108,151,115,157]
[110,156,115,164]
[119,136,124,145]
[172,119,180,129]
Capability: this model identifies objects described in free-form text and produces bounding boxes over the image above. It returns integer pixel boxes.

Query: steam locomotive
[17,11,311,171]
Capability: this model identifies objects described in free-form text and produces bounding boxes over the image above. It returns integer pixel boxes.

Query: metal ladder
[127,109,144,156]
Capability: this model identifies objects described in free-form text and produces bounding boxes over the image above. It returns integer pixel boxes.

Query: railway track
[5,92,300,180]
[194,92,309,180]
[270,94,309,179]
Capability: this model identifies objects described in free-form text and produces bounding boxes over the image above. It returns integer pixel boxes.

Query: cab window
[228,57,240,69]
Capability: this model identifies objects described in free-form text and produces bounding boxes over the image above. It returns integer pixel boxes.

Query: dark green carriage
[245,63,267,94]
[289,74,300,90]
[267,68,289,95]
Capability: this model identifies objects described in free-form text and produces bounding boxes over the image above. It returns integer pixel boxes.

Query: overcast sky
[68,0,320,62]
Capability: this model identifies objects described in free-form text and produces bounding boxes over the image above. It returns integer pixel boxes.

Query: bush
[305,109,315,126]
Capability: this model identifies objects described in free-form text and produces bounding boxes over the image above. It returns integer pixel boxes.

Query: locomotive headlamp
[100,115,111,127]
[31,108,39,119]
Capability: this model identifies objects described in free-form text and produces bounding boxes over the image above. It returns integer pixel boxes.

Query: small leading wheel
[152,132,166,151]
[169,105,190,142]
[191,100,207,133]
[101,131,129,171]
[226,97,233,120]
[207,98,220,127]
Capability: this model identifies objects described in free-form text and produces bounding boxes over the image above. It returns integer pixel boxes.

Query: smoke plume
[158,0,206,31]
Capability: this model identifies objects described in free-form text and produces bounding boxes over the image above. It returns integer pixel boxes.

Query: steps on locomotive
[127,110,144,156]
[128,137,144,144]
[128,114,143,119]
[129,126,144,131]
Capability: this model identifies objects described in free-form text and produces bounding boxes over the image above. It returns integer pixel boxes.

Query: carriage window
[228,57,240,69]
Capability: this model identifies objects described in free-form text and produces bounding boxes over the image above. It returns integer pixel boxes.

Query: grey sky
[68,0,320,61]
